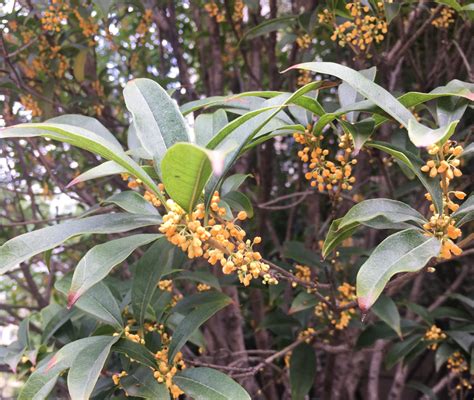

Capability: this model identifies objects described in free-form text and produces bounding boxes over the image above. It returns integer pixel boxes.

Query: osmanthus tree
[0,61,473,399]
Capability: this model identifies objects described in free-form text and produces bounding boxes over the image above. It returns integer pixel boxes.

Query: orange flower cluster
[297,70,312,86]
[204,1,226,23]
[447,352,473,391]
[432,7,455,29]
[294,128,357,196]
[19,95,42,117]
[291,265,312,288]
[152,327,186,399]
[159,193,277,286]
[315,283,357,331]
[296,34,312,49]
[423,325,447,350]
[137,9,153,41]
[298,327,317,343]
[41,1,69,33]
[319,1,388,53]
[421,141,465,260]
[121,174,165,208]
[72,9,99,46]
[197,283,211,291]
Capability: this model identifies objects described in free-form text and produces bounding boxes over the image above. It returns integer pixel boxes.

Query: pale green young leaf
[161,143,213,213]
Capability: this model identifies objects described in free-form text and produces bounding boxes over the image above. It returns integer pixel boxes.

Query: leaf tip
[45,355,58,371]
[357,296,373,313]
[67,292,79,308]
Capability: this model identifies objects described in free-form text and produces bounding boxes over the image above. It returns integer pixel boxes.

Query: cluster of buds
[423,325,447,350]
[72,8,99,46]
[297,70,312,86]
[204,1,226,23]
[112,370,127,386]
[319,2,388,54]
[423,212,462,259]
[124,323,145,344]
[19,95,42,117]
[298,327,316,343]
[294,128,357,197]
[447,352,473,391]
[431,7,455,29]
[232,0,244,27]
[197,283,211,292]
[296,34,312,49]
[159,193,277,286]
[152,327,186,399]
[41,1,69,33]
[421,141,465,260]
[136,9,153,43]
[158,279,173,292]
[315,283,357,331]
[121,174,165,208]
[291,265,312,288]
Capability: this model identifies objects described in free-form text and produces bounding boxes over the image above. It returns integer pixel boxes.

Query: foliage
[0,1,473,399]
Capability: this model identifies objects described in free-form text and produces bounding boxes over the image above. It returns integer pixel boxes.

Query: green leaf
[0,122,163,200]
[18,336,114,400]
[435,343,456,371]
[241,16,297,41]
[367,141,444,213]
[435,0,462,12]
[0,213,161,275]
[132,238,176,327]
[67,160,127,187]
[357,229,441,312]
[453,193,474,227]
[67,335,118,400]
[406,381,438,400]
[41,305,76,343]
[92,0,115,16]
[173,367,251,400]
[287,62,459,147]
[112,339,157,369]
[173,270,221,290]
[168,296,232,361]
[322,199,426,258]
[73,49,88,82]
[195,109,228,147]
[222,191,254,218]
[385,334,423,370]
[289,291,319,314]
[161,143,213,213]
[123,78,190,164]
[68,234,161,306]
[290,343,316,400]
[220,174,251,196]
[55,276,123,330]
[340,119,375,151]
[120,366,170,399]
[103,191,159,215]
[371,295,402,338]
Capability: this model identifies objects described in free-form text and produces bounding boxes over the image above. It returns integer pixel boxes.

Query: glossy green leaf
[322,199,426,258]
[0,123,163,200]
[453,193,474,227]
[67,335,118,400]
[385,334,423,369]
[173,367,251,400]
[287,62,459,147]
[289,291,319,314]
[120,366,170,399]
[173,270,221,290]
[290,343,316,400]
[220,174,251,195]
[168,295,232,361]
[161,143,213,212]
[0,213,161,275]
[357,229,441,312]
[18,336,114,400]
[112,339,157,369]
[123,78,190,163]
[67,160,127,187]
[367,142,444,213]
[41,305,76,343]
[241,16,297,41]
[435,343,456,371]
[103,191,159,215]
[371,295,402,338]
[68,234,161,306]
[222,191,254,218]
[195,109,228,147]
[132,238,176,327]
[55,276,123,330]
